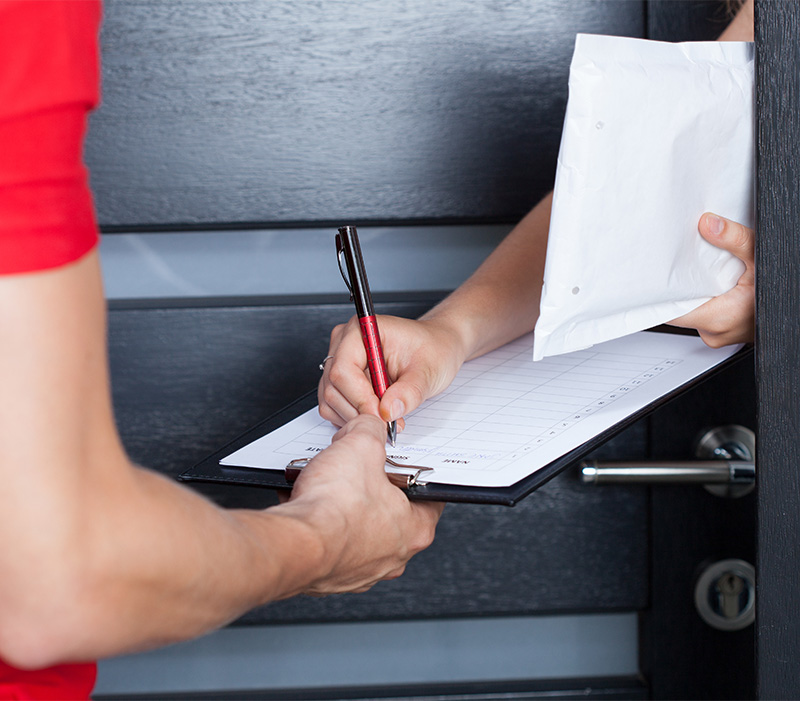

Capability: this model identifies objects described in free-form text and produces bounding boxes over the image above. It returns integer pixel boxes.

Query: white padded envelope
[533,34,753,361]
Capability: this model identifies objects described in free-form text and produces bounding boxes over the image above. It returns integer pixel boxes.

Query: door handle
[580,425,755,497]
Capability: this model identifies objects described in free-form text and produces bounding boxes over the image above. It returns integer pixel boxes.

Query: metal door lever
[581,460,754,484]
[580,425,755,497]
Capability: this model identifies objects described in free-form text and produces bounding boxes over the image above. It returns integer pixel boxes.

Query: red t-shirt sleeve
[0,1,100,697]
[0,660,97,701]
[0,0,102,274]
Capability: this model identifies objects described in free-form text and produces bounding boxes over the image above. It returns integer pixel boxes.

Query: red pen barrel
[359,315,390,397]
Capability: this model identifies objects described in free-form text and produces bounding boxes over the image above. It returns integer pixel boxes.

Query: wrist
[235,502,344,602]
[418,307,475,364]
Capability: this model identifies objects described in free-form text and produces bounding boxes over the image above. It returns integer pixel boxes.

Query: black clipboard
[179,342,751,506]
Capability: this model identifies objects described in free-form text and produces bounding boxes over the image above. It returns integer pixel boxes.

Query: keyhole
[713,573,746,619]
[694,558,755,631]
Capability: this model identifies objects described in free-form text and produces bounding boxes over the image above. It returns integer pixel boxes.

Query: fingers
[287,416,444,596]
[319,372,378,428]
[330,413,387,446]
[326,414,388,467]
[406,500,445,553]
[318,314,466,436]
[698,212,754,283]
[319,315,430,429]
[668,213,756,347]
[318,319,380,427]
[376,368,428,425]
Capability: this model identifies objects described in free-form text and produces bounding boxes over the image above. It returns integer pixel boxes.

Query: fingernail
[390,399,406,421]
[707,214,724,235]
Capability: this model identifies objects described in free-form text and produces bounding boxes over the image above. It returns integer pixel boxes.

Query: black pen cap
[337,225,375,318]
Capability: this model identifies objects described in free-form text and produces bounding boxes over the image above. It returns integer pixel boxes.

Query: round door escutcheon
[694,425,756,498]
[694,558,755,631]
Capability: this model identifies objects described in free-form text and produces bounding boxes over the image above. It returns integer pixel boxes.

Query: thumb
[699,212,754,269]
[377,367,434,423]
[327,416,388,474]
[333,413,389,446]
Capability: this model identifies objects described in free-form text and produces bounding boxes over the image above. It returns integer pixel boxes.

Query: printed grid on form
[221,332,740,487]
[392,335,678,472]
[221,332,714,488]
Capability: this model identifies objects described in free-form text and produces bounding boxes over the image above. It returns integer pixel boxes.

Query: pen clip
[335,232,354,301]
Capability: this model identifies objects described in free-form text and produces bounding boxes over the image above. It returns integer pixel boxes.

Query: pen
[335,225,397,447]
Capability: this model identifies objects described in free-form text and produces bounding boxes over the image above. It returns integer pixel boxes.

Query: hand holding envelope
[533,34,754,361]
[669,212,755,349]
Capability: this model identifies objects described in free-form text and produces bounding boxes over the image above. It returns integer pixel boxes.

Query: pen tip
[388,420,397,447]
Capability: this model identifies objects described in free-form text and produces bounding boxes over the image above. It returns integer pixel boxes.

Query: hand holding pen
[333,225,397,446]
[318,227,470,441]
[318,303,470,438]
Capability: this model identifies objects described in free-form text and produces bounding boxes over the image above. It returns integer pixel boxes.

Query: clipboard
[179,332,751,506]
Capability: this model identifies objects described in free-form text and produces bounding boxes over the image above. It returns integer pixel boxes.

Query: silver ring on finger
[319,355,334,371]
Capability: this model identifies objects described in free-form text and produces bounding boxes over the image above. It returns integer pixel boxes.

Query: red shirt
[0,0,100,698]
[0,0,101,274]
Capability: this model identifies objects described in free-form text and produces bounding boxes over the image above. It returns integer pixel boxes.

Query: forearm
[422,192,552,361]
[0,251,441,667]
[0,254,335,666]
[720,0,753,41]
[71,467,331,660]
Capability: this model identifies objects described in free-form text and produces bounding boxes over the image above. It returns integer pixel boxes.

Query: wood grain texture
[755,1,800,698]
[96,0,755,678]
[86,0,643,228]
[108,298,648,623]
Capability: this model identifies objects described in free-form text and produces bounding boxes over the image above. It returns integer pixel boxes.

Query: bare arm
[319,0,755,428]
[0,251,441,668]
[722,0,754,42]
[421,0,754,356]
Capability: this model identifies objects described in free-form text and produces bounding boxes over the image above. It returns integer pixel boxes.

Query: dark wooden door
[755,1,800,698]
[92,1,772,698]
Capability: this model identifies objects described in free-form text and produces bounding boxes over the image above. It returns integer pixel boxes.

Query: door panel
[646,360,756,698]
[755,1,800,697]
[95,0,765,696]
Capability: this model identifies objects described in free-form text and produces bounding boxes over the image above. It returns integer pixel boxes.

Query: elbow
[0,561,97,669]
[0,622,68,672]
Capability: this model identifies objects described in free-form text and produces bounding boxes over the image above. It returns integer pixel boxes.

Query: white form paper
[221,331,741,489]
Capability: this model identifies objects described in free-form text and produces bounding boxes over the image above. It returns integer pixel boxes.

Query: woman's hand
[318,315,468,432]
[670,212,755,347]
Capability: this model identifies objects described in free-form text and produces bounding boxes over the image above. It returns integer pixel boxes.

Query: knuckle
[423,521,437,549]
[330,324,345,342]
[321,383,339,406]
[355,397,379,416]
[328,358,348,385]
[409,524,436,555]
[402,380,426,412]
[729,224,752,253]
[385,566,406,581]
[318,404,341,426]
[327,362,347,386]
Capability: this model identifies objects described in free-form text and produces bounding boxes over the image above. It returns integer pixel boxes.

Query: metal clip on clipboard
[284,457,434,490]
